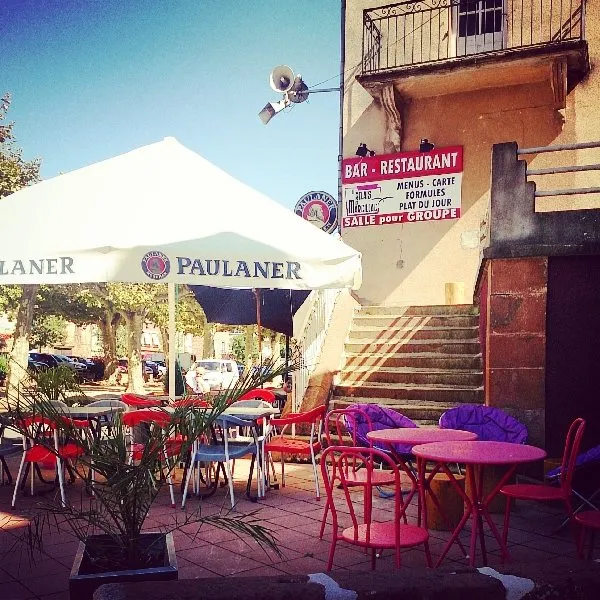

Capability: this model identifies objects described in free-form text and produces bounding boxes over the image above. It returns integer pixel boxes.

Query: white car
[195,359,240,390]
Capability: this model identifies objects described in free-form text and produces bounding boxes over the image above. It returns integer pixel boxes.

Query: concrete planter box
[69,532,177,600]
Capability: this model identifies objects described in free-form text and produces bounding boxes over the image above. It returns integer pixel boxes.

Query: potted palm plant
[4,357,294,600]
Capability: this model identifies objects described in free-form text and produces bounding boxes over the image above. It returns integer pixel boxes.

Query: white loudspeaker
[269,65,294,93]
[289,74,309,103]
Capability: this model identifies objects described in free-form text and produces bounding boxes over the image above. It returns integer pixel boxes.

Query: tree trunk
[6,284,39,403]
[124,312,145,394]
[100,309,121,378]
[202,322,214,359]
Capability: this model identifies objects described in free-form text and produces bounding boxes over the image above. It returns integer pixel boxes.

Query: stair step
[343,352,482,370]
[353,314,479,328]
[358,304,479,317]
[330,397,465,421]
[338,367,483,386]
[345,339,481,354]
[348,325,479,341]
[334,382,484,403]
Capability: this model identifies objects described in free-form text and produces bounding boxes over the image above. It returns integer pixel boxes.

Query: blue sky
[1,0,342,210]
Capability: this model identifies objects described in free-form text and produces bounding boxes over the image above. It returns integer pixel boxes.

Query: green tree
[147,285,206,362]
[105,283,164,393]
[0,93,42,395]
[30,314,67,350]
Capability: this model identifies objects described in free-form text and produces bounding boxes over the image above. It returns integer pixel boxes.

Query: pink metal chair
[320,408,396,538]
[500,418,586,548]
[321,445,431,571]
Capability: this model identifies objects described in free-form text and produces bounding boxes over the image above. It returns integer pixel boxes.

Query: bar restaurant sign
[341,146,463,228]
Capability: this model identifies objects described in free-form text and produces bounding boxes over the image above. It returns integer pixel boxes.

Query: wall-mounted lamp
[419,139,435,152]
[356,143,375,157]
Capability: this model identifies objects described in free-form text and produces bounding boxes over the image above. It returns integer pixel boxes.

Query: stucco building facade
[340,0,599,451]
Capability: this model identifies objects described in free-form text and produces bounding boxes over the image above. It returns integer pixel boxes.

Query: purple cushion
[346,403,418,455]
[439,405,528,444]
[546,444,600,480]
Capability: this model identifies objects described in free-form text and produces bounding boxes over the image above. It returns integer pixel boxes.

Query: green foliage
[0,354,7,376]
[4,355,298,570]
[0,284,23,318]
[147,285,206,337]
[36,285,105,325]
[28,364,83,406]
[30,314,67,350]
[230,334,246,363]
[0,93,41,198]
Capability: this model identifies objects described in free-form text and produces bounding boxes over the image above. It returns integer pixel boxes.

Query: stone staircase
[331,304,484,425]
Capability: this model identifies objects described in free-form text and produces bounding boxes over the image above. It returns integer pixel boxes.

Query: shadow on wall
[342,81,564,305]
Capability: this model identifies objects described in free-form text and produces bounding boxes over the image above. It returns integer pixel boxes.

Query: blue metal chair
[181,413,262,508]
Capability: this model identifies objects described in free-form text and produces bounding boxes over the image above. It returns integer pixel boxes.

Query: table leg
[480,464,517,563]
[434,462,474,567]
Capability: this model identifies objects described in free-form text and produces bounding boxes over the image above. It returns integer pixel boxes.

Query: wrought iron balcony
[362,0,586,76]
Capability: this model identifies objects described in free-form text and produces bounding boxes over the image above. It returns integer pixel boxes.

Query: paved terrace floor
[0,456,592,600]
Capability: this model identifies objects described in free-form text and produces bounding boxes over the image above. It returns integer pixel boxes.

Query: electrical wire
[307,10,441,91]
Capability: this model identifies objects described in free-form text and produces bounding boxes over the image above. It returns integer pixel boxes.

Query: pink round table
[412,440,547,567]
[367,428,478,446]
[366,428,478,538]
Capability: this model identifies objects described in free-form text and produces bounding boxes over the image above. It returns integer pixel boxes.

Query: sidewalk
[0,455,591,600]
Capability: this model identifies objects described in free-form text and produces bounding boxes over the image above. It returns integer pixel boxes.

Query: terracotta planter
[69,532,177,600]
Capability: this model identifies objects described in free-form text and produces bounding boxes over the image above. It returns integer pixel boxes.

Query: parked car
[143,360,163,380]
[194,359,240,390]
[28,352,90,383]
[118,358,153,382]
[153,360,167,378]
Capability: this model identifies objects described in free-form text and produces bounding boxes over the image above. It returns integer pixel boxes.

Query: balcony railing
[362,0,586,74]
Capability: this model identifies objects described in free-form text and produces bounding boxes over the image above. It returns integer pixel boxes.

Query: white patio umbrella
[0,137,362,395]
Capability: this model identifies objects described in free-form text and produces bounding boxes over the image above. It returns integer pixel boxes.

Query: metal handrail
[362,0,585,74]
[520,140,600,198]
[292,288,341,412]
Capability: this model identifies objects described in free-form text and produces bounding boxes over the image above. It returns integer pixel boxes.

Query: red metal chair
[11,416,85,507]
[121,393,162,408]
[265,404,325,499]
[321,445,432,571]
[121,409,179,508]
[500,417,586,548]
[320,408,397,538]
[239,388,277,406]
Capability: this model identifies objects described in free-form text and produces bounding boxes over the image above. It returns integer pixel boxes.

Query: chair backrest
[558,417,586,495]
[439,404,528,444]
[239,388,277,406]
[346,403,418,455]
[325,407,373,447]
[171,398,210,408]
[87,399,128,410]
[122,409,171,428]
[229,399,273,409]
[321,446,405,544]
[121,393,162,408]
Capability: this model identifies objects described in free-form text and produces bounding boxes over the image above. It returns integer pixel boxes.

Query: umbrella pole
[168,282,176,399]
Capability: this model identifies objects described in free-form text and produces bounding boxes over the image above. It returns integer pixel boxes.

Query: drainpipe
[337,0,346,235]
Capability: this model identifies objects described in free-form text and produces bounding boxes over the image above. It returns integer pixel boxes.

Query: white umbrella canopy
[0,137,362,290]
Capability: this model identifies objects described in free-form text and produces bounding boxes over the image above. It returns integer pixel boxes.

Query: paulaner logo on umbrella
[141,251,170,280]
